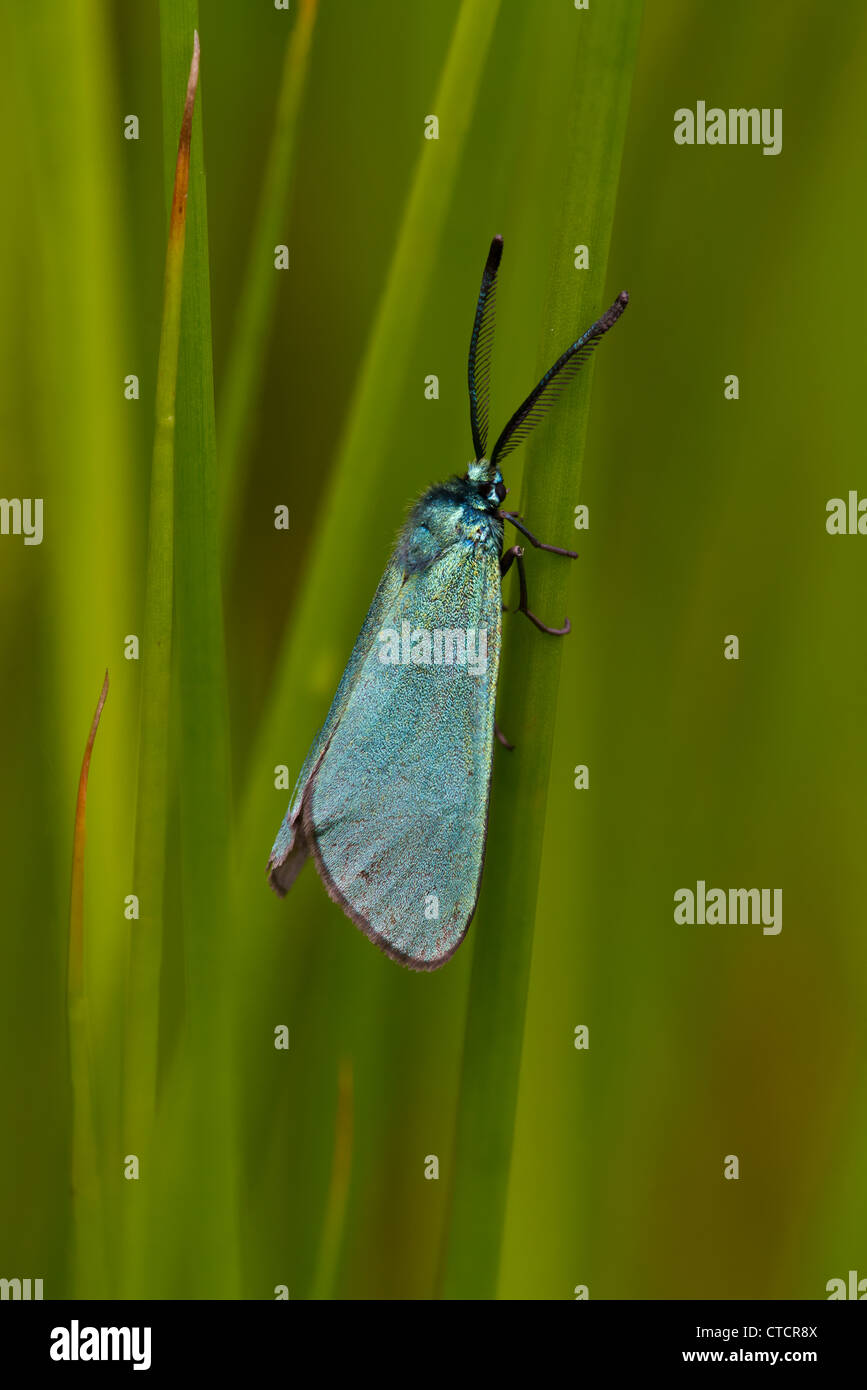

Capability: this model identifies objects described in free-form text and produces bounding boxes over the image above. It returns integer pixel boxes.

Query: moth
[269,236,628,969]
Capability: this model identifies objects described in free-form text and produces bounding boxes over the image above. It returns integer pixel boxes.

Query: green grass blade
[439,0,644,1300]
[158,8,239,1295]
[68,670,110,1296]
[309,1057,354,1300]
[229,0,500,1293]
[219,0,318,555]
[121,32,199,1296]
[2,6,139,1294]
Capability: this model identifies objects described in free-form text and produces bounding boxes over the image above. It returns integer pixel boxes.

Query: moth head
[466,458,507,508]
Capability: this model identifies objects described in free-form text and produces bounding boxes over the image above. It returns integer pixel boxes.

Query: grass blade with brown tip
[121,32,199,1297]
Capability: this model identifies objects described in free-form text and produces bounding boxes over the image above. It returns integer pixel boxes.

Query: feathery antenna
[491,290,628,468]
[467,235,504,461]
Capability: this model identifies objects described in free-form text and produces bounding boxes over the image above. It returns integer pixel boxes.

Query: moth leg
[494,720,515,751]
[500,544,520,575]
[500,510,577,559]
[500,545,571,636]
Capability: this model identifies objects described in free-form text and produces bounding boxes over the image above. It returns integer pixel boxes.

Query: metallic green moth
[269,237,627,970]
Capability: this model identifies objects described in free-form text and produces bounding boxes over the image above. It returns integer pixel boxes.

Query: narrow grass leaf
[158,7,239,1295]
[68,669,110,1295]
[219,0,319,556]
[310,1057,354,1300]
[440,0,644,1299]
[228,2,501,1292]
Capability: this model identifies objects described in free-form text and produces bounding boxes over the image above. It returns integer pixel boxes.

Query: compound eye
[494,480,507,504]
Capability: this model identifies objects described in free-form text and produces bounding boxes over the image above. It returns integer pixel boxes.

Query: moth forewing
[295,507,502,970]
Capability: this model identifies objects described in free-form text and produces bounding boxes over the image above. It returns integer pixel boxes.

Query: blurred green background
[1,0,865,1300]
